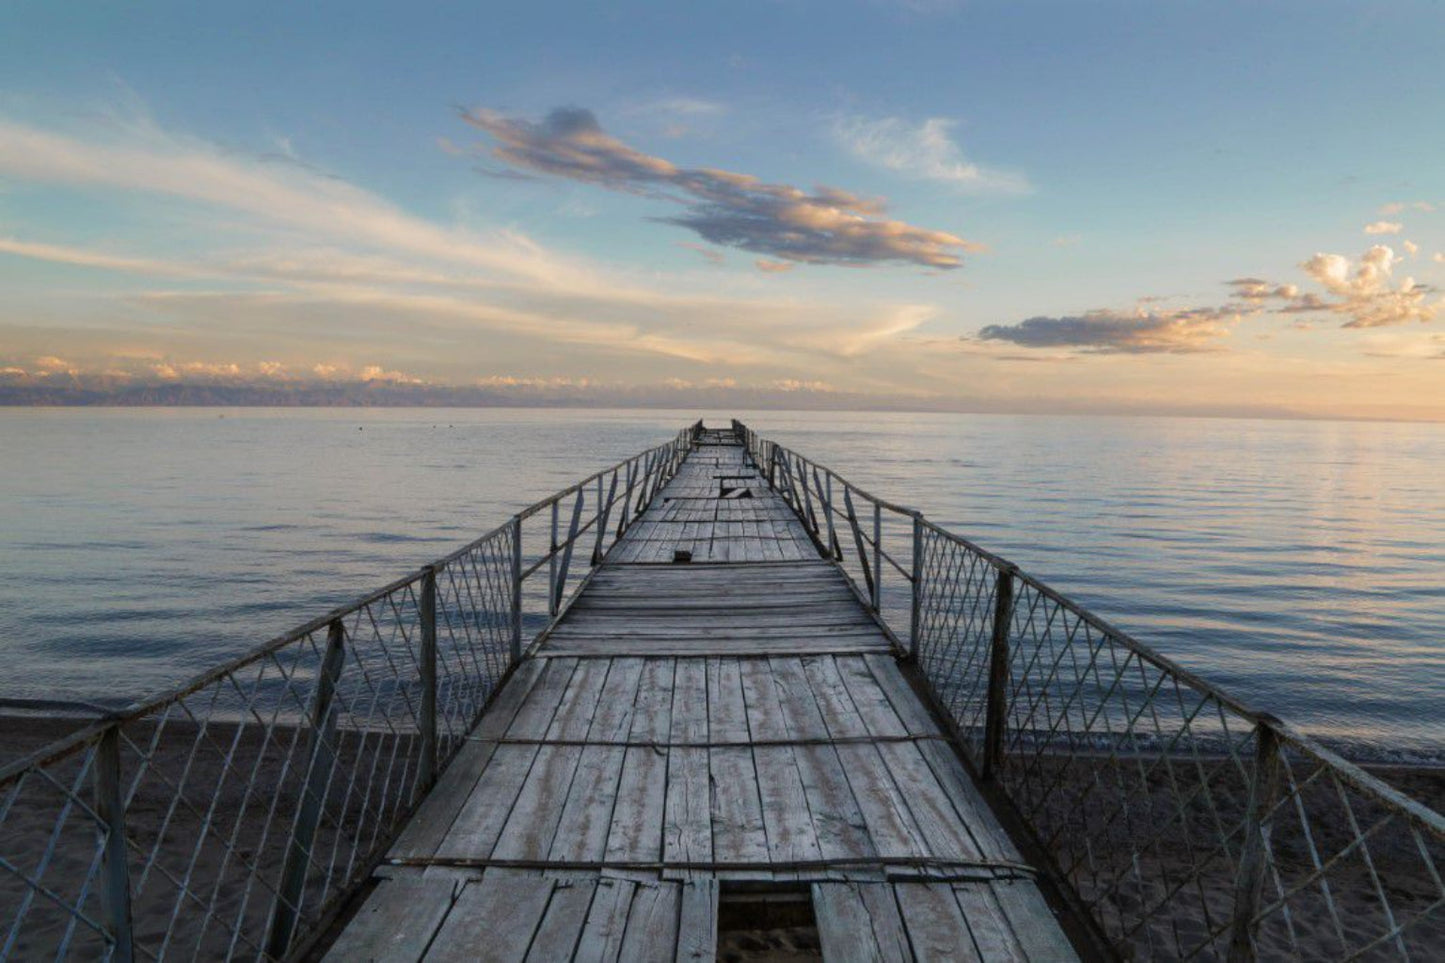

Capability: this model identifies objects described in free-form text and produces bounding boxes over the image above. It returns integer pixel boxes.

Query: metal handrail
[0,422,702,962]
[737,420,1445,962]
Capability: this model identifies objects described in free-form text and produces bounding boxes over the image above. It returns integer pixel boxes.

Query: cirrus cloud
[460,106,981,269]
[832,115,1029,194]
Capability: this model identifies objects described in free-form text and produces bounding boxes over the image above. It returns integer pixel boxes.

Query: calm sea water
[2,408,1442,761]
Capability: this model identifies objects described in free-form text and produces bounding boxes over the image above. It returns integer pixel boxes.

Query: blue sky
[3,1,1444,418]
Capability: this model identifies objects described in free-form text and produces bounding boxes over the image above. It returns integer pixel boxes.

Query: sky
[2,1,1444,419]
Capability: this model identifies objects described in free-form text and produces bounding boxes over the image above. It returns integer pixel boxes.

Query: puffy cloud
[1404,240,1419,257]
[461,107,980,268]
[1364,221,1403,235]
[1225,246,1437,329]
[977,307,1241,354]
[1226,278,1299,302]
[1299,245,1435,328]
[754,259,794,274]
[832,115,1028,193]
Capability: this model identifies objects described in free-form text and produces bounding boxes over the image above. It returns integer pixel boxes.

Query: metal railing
[0,423,700,962]
[737,421,1445,962]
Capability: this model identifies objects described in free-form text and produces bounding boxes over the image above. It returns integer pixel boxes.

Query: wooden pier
[326,429,1077,961]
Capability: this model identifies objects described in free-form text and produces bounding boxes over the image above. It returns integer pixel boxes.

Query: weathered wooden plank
[391,659,547,857]
[433,744,540,860]
[675,878,718,963]
[492,744,585,861]
[859,884,914,960]
[791,743,875,863]
[426,869,554,963]
[753,744,823,867]
[877,740,984,863]
[548,744,627,861]
[522,877,598,962]
[321,876,456,962]
[835,656,910,738]
[390,739,500,859]
[506,658,578,739]
[833,743,925,860]
[630,658,676,742]
[769,657,831,741]
[546,658,613,740]
[801,655,871,740]
[864,654,943,736]
[739,658,788,742]
[617,881,682,960]
[707,746,769,867]
[606,745,668,864]
[472,659,549,740]
[896,882,983,963]
[573,876,635,963]
[812,882,907,963]
[705,657,749,743]
[541,638,890,659]
[990,880,1079,961]
[916,739,1021,863]
[586,657,645,742]
[663,746,712,871]
[953,883,1029,963]
[669,658,709,743]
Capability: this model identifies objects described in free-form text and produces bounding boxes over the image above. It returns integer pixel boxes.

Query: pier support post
[94,724,135,963]
[983,565,1016,780]
[909,513,923,660]
[268,617,345,960]
[510,517,523,663]
[548,500,559,618]
[1228,718,1285,962]
[418,565,438,792]
[871,503,883,613]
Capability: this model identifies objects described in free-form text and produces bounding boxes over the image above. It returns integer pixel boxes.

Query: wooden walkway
[327,430,1078,961]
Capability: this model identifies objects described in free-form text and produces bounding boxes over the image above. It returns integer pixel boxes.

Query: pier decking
[9,421,1438,962]
[327,430,1076,961]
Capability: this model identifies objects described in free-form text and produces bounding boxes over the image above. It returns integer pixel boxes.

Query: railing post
[93,724,134,963]
[1228,717,1285,962]
[983,565,1016,780]
[510,517,523,663]
[548,500,559,618]
[552,489,584,611]
[418,565,438,791]
[592,470,619,564]
[843,487,876,604]
[909,513,923,660]
[871,502,882,613]
[267,617,345,959]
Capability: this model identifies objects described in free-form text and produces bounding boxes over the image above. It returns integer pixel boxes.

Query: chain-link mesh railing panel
[913,529,999,754]
[0,740,114,961]
[996,578,1260,959]
[433,529,515,761]
[1247,745,1445,960]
